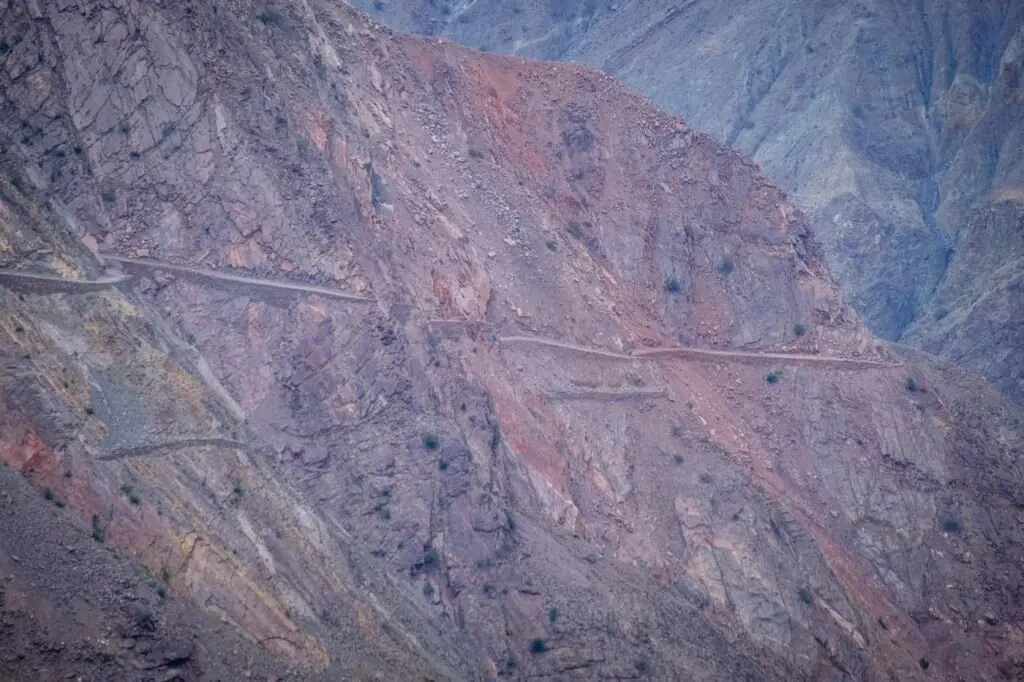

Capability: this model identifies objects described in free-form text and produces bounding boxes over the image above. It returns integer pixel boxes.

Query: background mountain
[355,0,1024,403]
[2,1,1023,680]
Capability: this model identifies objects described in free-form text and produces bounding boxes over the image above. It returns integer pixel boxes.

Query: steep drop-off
[1,1,1023,680]
[356,0,1024,403]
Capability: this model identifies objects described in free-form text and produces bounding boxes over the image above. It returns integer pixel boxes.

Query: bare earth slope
[1,1,1023,680]
[355,0,1024,403]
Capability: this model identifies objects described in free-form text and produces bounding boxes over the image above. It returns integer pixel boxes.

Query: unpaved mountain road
[101,254,376,303]
[4,258,897,370]
[499,335,899,368]
[0,269,132,293]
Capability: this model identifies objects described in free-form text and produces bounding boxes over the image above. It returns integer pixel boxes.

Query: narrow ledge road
[499,335,899,368]
[101,254,375,303]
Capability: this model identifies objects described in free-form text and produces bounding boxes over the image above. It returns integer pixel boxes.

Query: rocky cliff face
[355,0,1024,403]
[1,1,1023,680]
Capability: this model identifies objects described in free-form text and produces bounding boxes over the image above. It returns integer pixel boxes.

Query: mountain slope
[1,1,1023,679]
[356,0,1024,403]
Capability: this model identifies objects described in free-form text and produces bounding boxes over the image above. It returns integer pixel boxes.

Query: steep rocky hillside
[2,1,1023,680]
[356,0,1024,403]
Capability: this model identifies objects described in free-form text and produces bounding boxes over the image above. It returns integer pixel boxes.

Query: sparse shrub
[906,377,919,392]
[468,147,485,159]
[797,586,814,605]
[566,221,583,239]
[43,488,54,501]
[546,240,558,251]
[794,323,807,337]
[91,514,104,543]
[941,516,962,533]
[100,187,116,204]
[129,151,141,160]
[919,658,929,670]
[548,606,558,624]
[673,454,685,465]
[14,325,24,333]
[423,548,439,567]
[129,492,141,506]
[664,277,682,294]
[529,638,546,654]
[718,254,734,274]
[296,138,310,155]
[877,617,888,630]
[490,425,502,452]
[699,473,713,484]
[156,586,167,599]
[766,372,780,384]
[422,433,439,450]
[84,406,95,415]
[119,122,130,134]
[634,657,651,674]
[438,459,448,471]
[233,483,245,498]
[423,583,435,598]
[257,9,284,25]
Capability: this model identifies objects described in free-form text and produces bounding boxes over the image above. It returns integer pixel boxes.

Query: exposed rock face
[355,0,1024,402]
[1,2,1023,681]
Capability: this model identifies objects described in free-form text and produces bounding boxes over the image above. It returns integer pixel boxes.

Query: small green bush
[673,454,685,465]
[43,488,54,501]
[438,459,448,471]
[91,514,104,543]
[233,484,245,497]
[906,377,919,392]
[423,548,439,567]
[548,606,558,624]
[468,147,485,159]
[257,9,284,25]
[766,372,780,384]
[699,473,713,484]
[156,586,167,599]
[797,586,813,605]
[718,254,734,275]
[567,222,583,239]
[794,323,807,337]
[545,240,558,251]
[664,277,682,293]
[490,425,502,452]
[941,517,962,533]
[529,638,546,654]
[423,583,435,598]
[422,433,439,450]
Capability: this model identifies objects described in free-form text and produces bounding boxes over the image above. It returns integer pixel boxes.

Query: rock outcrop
[1,1,1022,680]
[355,0,1024,403]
